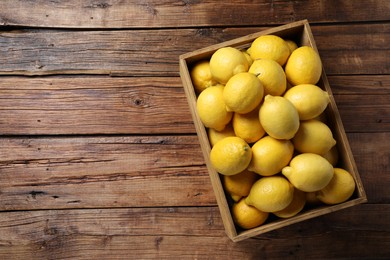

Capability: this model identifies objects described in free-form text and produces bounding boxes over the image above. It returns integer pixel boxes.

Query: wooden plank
[348,132,390,204]
[0,76,388,135]
[0,135,212,210]
[334,94,390,133]
[328,75,390,95]
[0,0,388,28]
[0,133,387,211]
[0,76,195,135]
[0,24,388,76]
[0,204,388,259]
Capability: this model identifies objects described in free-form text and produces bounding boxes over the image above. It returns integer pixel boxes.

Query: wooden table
[0,1,389,259]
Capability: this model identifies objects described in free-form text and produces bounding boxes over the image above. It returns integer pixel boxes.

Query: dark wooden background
[0,1,389,259]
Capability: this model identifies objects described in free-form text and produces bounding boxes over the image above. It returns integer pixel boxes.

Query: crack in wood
[29,190,47,199]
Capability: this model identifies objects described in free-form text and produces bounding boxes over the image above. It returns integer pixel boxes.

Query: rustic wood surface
[0,0,389,259]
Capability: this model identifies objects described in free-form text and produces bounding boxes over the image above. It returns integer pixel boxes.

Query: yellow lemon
[223,72,264,114]
[316,168,356,205]
[242,50,253,66]
[292,119,336,155]
[230,194,242,202]
[248,136,294,177]
[196,85,232,131]
[249,35,290,66]
[285,39,298,53]
[232,107,265,144]
[285,46,322,85]
[210,136,252,176]
[190,60,217,94]
[249,59,287,96]
[322,145,339,166]
[207,123,235,147]
[259,95,300,140]
[282,153,334,192]
[274,188,306,218]
[283,84,330,120]
[245,176,294,213]
[232,198,269,229]
[209,47,249,84]
[223,169,259,198]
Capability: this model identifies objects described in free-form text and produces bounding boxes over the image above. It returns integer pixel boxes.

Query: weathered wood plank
[0,133,387,210]
[0,24,388,76]
[0,135,212,210]
[0,77,195,135]
[0,0,388,28]
[328,75,390,95]
[0,76,388,135]
[0,204,388,259]
[348,132,390,204]
[334,94,390,133]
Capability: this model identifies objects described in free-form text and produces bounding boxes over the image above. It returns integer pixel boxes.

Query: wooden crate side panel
[180,58,237,239]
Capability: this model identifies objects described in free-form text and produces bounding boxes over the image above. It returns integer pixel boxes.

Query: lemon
[285,46,322,85]
[242,50,253,66]
[196,85,232,131]
[249,35,290,66]
[223,72,264,114]
[190,60,217,94]
[274,188,306,218]
[223,169,258,198]
[322,145,339,166]
[209,47,249,84]
[316,168,356,204]
[207,123,235,147]
[259,95,300,140]
[232,107,265,144]
[282,153,334,192]
[283,84,330,120]
[230,194,242,202]
[285,39,298,53]
[292,119,336,155]
[248,59,287,96]
[245,176,294,213]
[210,136,252,176]
[248,136,294,177]
[232,198,269,229]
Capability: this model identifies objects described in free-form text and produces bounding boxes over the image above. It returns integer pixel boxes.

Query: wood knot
[124,92,151,108]
[91,2,112,9]
[29,190,47,199]
[155,236,163,250]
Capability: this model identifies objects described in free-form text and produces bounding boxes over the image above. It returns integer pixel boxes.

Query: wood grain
[0,133,387,211]
[0,0,388,254]
[0,204,388,259]
[0,23,388,76]
[1,0,388,28]
[0,77,195,135]
[0,76,388,135]
[0,135,213,210]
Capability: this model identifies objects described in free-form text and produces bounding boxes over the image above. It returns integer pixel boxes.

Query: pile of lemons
[191,34,356,230]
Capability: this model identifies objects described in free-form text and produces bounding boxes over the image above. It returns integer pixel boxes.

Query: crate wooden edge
[179,20,367,242]
[179,59,238,239]
[180,19,309,62]
[304,22,367,202]
[232,196,367,242]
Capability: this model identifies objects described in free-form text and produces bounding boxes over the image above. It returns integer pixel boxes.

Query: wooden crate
[179,20,367,242]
